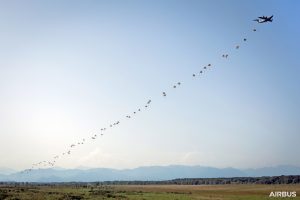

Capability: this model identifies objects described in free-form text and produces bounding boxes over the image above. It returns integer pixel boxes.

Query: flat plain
[1,184,300,200]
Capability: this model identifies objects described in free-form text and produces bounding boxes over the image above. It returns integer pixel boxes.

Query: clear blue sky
[0,0,299,170]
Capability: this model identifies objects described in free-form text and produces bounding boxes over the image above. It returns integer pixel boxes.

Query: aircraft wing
[259,16,267,19]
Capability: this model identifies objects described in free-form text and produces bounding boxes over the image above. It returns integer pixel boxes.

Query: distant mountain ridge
[0,167,17,175]
[0,165,300,182]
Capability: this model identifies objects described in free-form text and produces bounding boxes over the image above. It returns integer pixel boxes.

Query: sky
[0,0,299,171]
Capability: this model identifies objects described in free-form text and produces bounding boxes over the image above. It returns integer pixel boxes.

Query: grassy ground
[0,184,299,200]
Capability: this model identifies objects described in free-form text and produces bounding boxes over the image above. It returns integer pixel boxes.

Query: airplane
[254,15,273,23]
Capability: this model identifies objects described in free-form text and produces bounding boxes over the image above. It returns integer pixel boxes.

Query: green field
[0,184,299,200]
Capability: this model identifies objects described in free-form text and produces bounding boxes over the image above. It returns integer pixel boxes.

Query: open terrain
[0,184,299,200]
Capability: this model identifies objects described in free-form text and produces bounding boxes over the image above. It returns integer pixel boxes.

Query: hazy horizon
[0,0,299,171]
[2,164,300,173]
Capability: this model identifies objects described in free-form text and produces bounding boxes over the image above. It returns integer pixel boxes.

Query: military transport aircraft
[254,15,273,23]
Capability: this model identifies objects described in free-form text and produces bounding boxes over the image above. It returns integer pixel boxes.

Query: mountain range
[0,165,300,182]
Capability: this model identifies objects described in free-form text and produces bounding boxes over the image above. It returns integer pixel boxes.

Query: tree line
[1,175,299,186]
[100,175,300,185]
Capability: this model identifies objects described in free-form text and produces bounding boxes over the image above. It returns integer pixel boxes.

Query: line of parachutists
[21,25,261,174]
